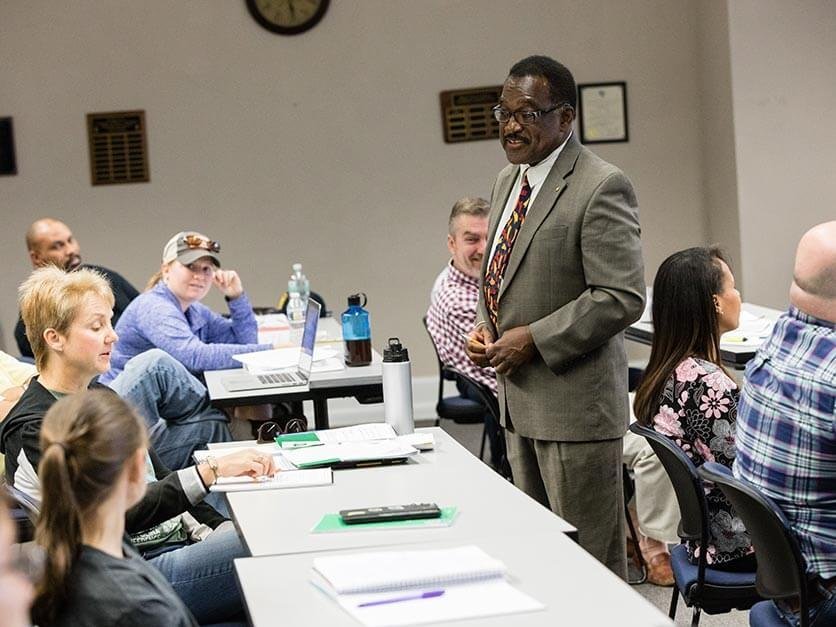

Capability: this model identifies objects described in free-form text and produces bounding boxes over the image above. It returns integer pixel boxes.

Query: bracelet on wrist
[205,455,219,485]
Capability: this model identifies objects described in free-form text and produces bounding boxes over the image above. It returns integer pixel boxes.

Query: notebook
[311,545,544,626]
[221,299,321,391]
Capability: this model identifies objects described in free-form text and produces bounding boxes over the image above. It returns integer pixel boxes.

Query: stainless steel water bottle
[382,338,414,435]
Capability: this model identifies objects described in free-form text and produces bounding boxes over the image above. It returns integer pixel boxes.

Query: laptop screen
[297,299,322,377]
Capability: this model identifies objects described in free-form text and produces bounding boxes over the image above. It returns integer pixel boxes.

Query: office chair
[622,465,648,585]
[4,483,39,542]
[421,317,485,426]
[445,367,512,480]
[629,423,761,626]
[699,462,813,627]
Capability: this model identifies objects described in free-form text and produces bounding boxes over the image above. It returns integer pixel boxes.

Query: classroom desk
[226,428,577,558]
[204,318,383,430]
[626,302,782,369]
[234,532,673,627]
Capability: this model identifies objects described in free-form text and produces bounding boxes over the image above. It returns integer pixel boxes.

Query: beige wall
[695,0,741,279]
[725,0,836,310]
[2,0,708,374]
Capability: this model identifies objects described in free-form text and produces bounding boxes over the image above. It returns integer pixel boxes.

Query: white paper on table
[721,310,775,345]
[233,346,339,372]
[335,578,545,627]
[210,468,332,492]
[283,440,418,468]
[313,423,397,445]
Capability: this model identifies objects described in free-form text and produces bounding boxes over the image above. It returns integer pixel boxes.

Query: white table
[227,428,576,558]
[626,302,782,369]
[204,318,383,429]
[234,532,673,626]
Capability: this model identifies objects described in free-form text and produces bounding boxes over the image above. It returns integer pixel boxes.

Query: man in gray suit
[466,56,645,578]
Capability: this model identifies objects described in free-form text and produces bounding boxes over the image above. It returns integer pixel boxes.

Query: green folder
[312,507,458,533]
[275,432,320,448]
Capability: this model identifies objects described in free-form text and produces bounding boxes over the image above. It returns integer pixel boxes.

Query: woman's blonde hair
[18,267,115,371]
[33,390,148,625]
[144,262,172,292]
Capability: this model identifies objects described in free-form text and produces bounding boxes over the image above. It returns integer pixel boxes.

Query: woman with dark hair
[34,390,196,626]
[633,246,754,571]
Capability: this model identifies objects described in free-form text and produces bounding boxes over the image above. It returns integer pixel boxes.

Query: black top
[49,541,198,627]
[0,379,225,532]
[14,263,139,357]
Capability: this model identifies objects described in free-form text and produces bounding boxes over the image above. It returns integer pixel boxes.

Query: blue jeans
[776,585,836,626]
[145,521,246,625]
[108,349,233,470]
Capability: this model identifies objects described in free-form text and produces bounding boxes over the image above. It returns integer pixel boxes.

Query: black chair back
[699,462,810,626]
[628,422,708,546]
[446,367,500,423]
[421,316,483,424]
[4,483,40,542]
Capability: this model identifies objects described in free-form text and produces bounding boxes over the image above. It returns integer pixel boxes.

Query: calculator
[339,503,442,524]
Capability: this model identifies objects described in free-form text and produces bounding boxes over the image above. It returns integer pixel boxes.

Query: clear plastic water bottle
[341,293,371,366]
[290,263,310,308]
[286,263,307,331]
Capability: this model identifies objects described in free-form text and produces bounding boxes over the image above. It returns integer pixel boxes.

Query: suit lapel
[498,136,582,300]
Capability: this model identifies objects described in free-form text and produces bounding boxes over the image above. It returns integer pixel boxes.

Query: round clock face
[246,0,329,35]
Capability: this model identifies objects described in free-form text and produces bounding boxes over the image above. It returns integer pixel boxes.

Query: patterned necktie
[484,172,531,327]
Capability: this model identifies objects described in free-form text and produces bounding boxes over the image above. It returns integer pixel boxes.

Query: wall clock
[246,0,329,35]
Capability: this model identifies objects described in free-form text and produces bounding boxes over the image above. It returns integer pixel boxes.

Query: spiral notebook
[311,545,544,626]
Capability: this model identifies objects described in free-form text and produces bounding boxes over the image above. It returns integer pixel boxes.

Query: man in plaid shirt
[735,221,836,625]
[427,198,506,469]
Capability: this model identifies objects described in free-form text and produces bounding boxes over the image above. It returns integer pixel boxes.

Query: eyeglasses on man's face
[491,102,571,126]
[180,234,221,253]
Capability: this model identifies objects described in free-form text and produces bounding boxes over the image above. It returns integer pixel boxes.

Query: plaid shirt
[734,306,836,578]
[427,261,497,395]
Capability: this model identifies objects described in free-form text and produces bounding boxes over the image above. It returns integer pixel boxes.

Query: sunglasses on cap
[180,234,221,254]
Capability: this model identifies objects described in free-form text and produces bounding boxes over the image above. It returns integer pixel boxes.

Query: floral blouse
[651,357,754,566]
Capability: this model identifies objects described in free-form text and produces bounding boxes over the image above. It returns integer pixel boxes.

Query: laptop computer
[221,299,322,392]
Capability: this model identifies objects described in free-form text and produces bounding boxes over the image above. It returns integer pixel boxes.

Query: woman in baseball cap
[100,231,273,383]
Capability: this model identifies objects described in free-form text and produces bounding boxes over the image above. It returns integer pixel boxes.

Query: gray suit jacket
[477,135,645,441]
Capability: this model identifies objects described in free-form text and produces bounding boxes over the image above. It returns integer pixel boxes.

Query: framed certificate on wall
[578,82,628,144]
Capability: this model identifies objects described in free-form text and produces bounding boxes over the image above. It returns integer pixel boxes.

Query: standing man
[466,56,645,577]
[735,221,835,625]
[426,197,507,472]
[14,218,139,357]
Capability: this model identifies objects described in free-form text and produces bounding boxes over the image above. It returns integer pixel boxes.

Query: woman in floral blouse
[633,246,755,571]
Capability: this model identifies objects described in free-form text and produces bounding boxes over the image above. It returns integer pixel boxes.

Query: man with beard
[426,197,507,472]
[465,56,645,578]
[14,218,139,357]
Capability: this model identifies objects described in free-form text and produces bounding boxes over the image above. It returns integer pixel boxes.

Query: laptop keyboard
[257,372,299,385]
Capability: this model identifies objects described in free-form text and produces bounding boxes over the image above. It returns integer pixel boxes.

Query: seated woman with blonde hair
[1,265,275,624]
[101,231,273,383]
[34,390,197,626]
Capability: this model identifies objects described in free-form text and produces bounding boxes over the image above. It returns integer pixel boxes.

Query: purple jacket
[101,282,271,382]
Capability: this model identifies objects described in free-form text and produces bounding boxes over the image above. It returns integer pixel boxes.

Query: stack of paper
[256,313,291,346]
[311,545,544,626]
[276,423,434,451]
[282,440,419,469]
[211,467,332,492]
[232,345,343,374]
[721,310,775,346]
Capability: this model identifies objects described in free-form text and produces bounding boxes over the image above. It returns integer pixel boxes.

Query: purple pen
[357,589,445,608]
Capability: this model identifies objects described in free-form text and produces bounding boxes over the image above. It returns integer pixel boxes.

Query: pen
[723,336,749,343]
[357,590,445,608]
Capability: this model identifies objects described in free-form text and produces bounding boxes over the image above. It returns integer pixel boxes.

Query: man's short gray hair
[448,197,490,235]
